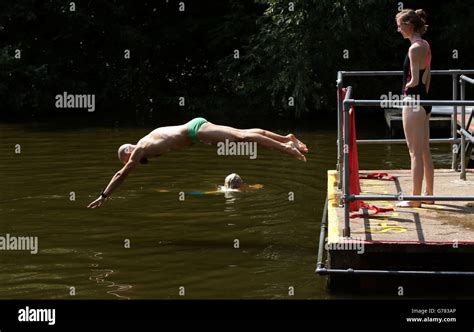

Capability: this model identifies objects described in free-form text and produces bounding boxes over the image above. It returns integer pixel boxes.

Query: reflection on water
[0,123,454,299]
[89,252,132,300]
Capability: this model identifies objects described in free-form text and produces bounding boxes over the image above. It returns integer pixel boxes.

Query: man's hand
[87,147,142,209]
[87,196,107,209]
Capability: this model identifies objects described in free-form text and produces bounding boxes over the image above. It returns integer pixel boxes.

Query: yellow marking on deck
[367,221,407,233]
[423,205,446,210]
[374,203,393,208]
[327,170,340,243]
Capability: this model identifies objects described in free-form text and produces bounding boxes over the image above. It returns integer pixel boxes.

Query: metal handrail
[460,75,474,84]
[316,195,328,271]
[340,87,474,238]
[336,69,474,185]
[343,99,474,108]
[321,70,474,279]
[357,138,459,145]
[317,268,474,277]
[460,75,474,179]
[340,69,474,76]
[342,87,352,237]
[336,72,343,187]
[459,129,474,143]
[351,194,474,202]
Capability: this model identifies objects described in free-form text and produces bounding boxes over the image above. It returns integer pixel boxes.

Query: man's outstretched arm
[87,148,144,209]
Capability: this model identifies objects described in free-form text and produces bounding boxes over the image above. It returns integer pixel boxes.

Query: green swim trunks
[187,117,208,143]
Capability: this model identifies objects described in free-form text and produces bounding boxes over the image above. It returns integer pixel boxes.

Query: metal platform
[320,70,474,286]
[321,169,474,274]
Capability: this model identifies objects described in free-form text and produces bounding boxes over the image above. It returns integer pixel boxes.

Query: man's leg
[243,129,308,152]
[198,123,306,161]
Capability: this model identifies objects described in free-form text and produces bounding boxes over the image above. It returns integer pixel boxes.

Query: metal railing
[336,69,474,188]
[315,70,474,278]
[341,91,474,237]
[459,75,474,180]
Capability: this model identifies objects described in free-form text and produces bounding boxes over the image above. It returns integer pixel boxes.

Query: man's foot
[286,141,307,162]
[287,134,308,153]
[396,201,421,208]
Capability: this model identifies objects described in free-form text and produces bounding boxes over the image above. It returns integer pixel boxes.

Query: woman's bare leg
[244,129,308,152]
[397,106,427,208]
[422,113,434,204]
[198,123,306,161]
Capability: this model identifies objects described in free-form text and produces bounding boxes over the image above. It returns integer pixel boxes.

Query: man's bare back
[135,124,192,161]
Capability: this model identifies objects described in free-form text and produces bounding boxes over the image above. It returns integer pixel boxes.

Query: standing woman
[395,9,434,208]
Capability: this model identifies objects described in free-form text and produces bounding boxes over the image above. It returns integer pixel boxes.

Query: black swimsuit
[402,40,432,114]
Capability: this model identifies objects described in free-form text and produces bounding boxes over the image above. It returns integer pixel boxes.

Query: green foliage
[213,0,402,120]
[0,0,262,124]
[0,0,472,125]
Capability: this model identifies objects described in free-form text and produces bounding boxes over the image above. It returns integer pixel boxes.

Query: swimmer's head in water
[224,173,243,189]
[118,143,135,164]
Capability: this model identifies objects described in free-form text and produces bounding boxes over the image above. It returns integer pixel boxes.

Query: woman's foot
[287,134,308,153]
[285,141,307,162]
[421,193,434,205]
[396,201,421,208]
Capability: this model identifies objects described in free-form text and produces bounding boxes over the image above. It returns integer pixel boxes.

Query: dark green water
[0,123,453,299]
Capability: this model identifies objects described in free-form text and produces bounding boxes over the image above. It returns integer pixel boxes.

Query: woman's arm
[406,45,423,88]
